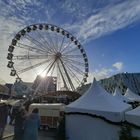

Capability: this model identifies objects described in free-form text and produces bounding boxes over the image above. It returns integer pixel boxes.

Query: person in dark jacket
[9,106,19,125]
[57,116,65,140]
[13,108,26,140]
[0,103,8,140]
[23,108,40,140]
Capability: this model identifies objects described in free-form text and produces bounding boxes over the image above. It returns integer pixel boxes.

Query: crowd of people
[0,101,40,140]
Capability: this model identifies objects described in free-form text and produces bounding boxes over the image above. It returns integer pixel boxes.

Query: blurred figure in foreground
[0,103,8,140]
[23,108,40,140]
[13,107,27,140]
[9,106,19,125]
[57,115,65,140]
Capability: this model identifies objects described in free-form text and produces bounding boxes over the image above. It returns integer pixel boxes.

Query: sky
[0,0,140,84]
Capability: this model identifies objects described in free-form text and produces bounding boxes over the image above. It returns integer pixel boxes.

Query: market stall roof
[66,78,131,122]
[113,87,130,102]
[124,88,140,102]
[7,99,21,106]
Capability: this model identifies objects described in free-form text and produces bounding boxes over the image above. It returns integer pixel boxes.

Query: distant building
[5,83,13,95]
[99,73,140,95]
[78,73,140,95]
[0,84,9,94]
[32,75,57,94]
[23,82,33,88]
[12,80,34,97]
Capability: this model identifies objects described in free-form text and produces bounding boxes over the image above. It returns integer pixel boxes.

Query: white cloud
[89,61,124,81]
[1,0,140,44]
[92,68,113,81]
[113,62,123,71]
[0,2,27,83]
[64,0,140,43]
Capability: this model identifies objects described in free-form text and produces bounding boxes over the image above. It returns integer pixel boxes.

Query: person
[57,115,65,140]
[0,103,8,140]
[7,104,12,124]
[13,107,26,140]
[9,106,19,125]
[23,108,40,140]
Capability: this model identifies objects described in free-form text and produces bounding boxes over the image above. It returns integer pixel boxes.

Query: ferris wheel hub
[55,52,62,59]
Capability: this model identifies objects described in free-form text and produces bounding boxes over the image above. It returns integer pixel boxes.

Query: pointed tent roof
[113,87,130,102]
[66,78,131,122]
[124,88,140,102]
[125,106,140,126]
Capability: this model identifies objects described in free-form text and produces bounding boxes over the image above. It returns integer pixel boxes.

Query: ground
[3,125,57,140]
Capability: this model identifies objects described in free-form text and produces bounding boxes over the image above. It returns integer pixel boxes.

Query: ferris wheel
[7,23,89,91]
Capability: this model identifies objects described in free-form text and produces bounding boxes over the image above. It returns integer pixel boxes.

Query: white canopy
[125,106,140,126]
[66,78,131,122]
[113,87,130,102]
[124,88,140,102]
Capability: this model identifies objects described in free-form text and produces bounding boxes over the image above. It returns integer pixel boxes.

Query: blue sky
[0,0,140,83]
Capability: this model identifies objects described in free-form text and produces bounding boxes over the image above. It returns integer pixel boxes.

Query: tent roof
[125,106,140,126]
[66,78,131,122]
[113,87,130,102]
[124,88,140,102]
[126,106,140,115]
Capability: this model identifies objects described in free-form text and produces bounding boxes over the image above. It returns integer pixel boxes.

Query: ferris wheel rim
[7,23,89,91]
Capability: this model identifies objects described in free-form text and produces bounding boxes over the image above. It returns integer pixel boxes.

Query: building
[32,75,57,94]
[99,73,140,95]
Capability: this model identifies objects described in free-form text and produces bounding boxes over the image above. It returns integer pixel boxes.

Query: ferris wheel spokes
[17,58,53,74]
[35,30,56,53]
[59,58,75,91]
[17,42,46,54]
[24,34,48,52]
[64,62,82,85]
[64,60,86,76]
[60,39,73,54]
[59,34,66,52]
[13,54,49,60]
[57,62,69,90]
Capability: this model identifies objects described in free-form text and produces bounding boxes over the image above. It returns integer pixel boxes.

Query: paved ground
[3,125,57,140]
[3,125,13,135]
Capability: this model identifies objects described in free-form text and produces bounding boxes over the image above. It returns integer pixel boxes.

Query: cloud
[92,68,113,81]
[1,0,140,44]
[63,0,140,43]
[112,62,123,71]
[90,61,124,81]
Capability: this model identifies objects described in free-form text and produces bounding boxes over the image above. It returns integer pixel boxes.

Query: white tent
[65,79,131,140]
[124,88,140,102]
[113,87,130,103]
[66,78,131,122]
[125,106,140,126]
[125,106,140,138]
